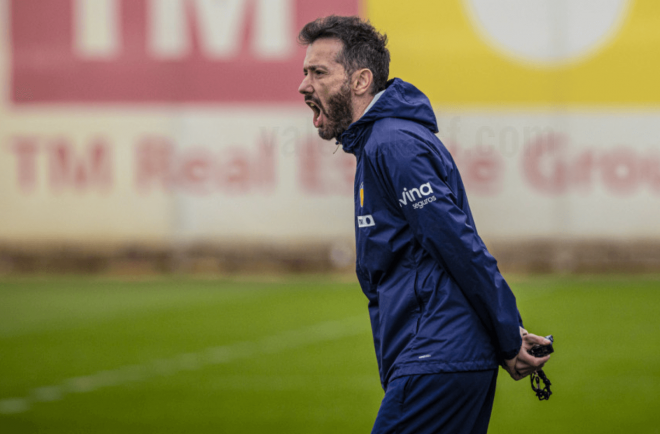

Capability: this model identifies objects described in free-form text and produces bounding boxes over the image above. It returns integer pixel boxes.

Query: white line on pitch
[0,316,366,415]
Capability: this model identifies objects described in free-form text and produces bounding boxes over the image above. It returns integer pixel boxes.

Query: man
[298,16,551,434]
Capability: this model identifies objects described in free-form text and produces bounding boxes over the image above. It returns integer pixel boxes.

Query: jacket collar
[340,78,438,155]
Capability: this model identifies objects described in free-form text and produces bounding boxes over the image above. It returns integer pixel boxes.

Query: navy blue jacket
[341,78,522,389]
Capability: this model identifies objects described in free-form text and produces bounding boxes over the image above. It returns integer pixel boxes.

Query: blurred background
[1,0,659,433]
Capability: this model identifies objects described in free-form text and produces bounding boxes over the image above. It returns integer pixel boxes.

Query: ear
[352,69,374,96]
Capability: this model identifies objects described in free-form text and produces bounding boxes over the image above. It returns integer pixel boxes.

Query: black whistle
[528,335,554,357]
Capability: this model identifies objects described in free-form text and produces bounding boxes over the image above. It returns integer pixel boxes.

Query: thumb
[524,334,551,345]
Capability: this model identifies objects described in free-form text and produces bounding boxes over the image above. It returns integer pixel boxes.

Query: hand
[503,328,552,381]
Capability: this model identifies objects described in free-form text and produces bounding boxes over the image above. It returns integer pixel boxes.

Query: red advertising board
[11,0,359,104]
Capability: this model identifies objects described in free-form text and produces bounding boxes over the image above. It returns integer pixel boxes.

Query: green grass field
[1,274,659,433]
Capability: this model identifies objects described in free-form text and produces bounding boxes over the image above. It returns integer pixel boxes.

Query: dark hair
[298,15,390,95]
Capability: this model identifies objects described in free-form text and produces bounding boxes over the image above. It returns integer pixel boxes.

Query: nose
[298,75,312,95]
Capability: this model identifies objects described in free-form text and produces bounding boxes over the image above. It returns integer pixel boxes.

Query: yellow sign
[367,0,660,105]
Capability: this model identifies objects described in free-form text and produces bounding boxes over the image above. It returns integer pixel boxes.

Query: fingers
[519,349,551,366]
[523,333,552,346]
[515,352,550,378]
[504,330,553,381]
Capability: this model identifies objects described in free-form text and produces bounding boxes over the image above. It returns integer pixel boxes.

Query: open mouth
[305,98,324,128]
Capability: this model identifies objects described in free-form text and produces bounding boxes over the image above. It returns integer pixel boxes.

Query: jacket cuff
[500,348,519,362]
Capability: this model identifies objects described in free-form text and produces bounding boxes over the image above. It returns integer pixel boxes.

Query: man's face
[298,38,354,142]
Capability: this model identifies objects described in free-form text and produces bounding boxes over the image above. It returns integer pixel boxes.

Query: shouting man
[298,16,551,434]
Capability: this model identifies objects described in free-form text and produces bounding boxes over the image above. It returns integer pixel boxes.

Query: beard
[318,80,354,143]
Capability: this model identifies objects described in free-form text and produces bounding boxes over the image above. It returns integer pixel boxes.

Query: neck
[351,94,375,123]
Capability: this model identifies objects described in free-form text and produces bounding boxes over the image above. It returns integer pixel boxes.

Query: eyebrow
[303,64,328,73]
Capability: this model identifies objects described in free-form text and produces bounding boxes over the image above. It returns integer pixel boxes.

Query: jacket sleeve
[373,134,522,361]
